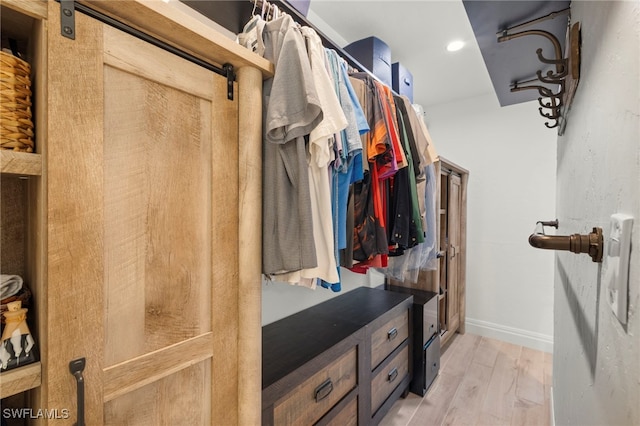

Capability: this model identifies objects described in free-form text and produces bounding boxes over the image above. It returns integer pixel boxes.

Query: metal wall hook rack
[497,8,581,135]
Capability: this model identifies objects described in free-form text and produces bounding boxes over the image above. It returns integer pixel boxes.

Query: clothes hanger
[251,0,258,17]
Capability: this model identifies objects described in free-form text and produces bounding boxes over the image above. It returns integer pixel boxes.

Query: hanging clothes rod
[249,0,399,95]
[56,0,236,100]
[497,8,571,37]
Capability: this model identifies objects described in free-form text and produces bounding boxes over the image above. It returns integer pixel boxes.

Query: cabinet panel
[102,60,213,366]
[436,159,468,346]
[0,178,26,277]
[447,174,462,333]
[104,360,211,426]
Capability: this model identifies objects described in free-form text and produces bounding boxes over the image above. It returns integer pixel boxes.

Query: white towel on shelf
[0,275,23,299]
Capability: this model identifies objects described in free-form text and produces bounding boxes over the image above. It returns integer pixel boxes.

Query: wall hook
[535,47,566,71]
[528,220,603,263]
[537,69,566,84]
[497,9,581,135]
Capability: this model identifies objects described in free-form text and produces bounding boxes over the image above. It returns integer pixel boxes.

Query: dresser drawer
[273,346,357,425]
[321,395,358,426]
[425,335,441,392]
[371,345,409,414]
[370,309,409,369]
[424,295,438,342]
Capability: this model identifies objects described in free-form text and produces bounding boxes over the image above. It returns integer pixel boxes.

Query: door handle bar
[69,357,86,426]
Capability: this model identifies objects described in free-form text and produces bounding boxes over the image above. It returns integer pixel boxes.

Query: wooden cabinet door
[45,6,238,424]
[447,174,462,334]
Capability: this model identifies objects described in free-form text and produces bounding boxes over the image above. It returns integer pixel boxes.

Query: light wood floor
[380,332,552,426]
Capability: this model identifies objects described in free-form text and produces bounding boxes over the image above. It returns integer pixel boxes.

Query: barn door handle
[69,357,86,426]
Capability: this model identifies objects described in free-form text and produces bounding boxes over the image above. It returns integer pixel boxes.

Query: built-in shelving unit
[0,0,47,413]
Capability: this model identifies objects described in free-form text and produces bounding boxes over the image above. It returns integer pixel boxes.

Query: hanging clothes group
[239,11,440,290]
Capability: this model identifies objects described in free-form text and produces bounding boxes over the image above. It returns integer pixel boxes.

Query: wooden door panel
[104,359,212,426]
[101,24,218,423]
[47,5,231,423]
[103,62,213,366]
[448,174,462,330]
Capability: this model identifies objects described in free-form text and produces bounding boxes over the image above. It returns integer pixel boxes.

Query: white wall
[306,9,349,47]
[262,269,385,325]
[424,94,557,352]
[553,1,640,425]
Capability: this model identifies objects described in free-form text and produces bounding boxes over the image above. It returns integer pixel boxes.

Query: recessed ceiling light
[446,40,465,52]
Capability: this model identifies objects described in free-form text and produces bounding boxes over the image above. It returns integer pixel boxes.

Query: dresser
[385,285,440,396]
[262,287,413,425]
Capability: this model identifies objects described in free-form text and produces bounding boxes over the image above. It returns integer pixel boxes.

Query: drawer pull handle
[388,367,398,382]
[387,328,398,340]
[314,378,333,403]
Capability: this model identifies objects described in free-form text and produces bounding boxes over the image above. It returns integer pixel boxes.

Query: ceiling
[308,0,572,111]
[307,0,496,109]
[180,0,571,111]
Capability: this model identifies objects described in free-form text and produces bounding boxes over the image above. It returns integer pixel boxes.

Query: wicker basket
[0,50,34,152]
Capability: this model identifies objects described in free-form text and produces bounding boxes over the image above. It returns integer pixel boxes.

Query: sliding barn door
[46,5,240,424]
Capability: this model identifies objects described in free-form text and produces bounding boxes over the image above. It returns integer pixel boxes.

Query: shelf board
[0,361,41,398]
[0,150,42,176]
[440,209,447,215]
[1,0,47,21]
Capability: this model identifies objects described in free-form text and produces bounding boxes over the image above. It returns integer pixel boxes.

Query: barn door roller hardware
[528,220,603,263]
[57,0,236,100]
[497,8,581,135]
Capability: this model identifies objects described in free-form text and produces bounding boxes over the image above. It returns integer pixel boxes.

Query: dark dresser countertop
[384,284,438,305]
[262,286,413,389]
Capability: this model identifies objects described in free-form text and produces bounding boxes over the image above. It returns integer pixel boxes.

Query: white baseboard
[465,318,554,353]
